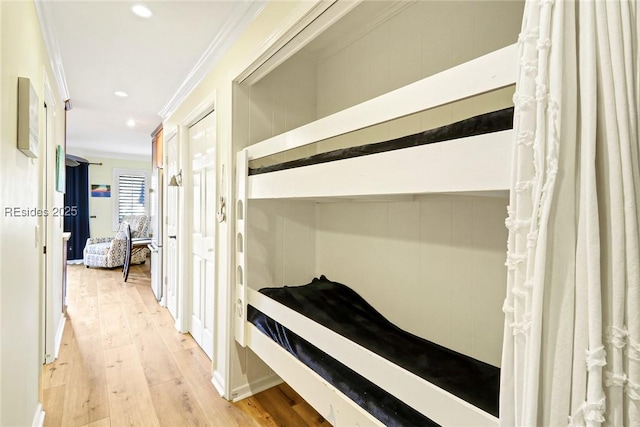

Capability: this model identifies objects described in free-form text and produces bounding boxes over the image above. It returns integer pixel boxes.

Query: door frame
[40,82,50,365]
[163,127,179,321]
[42,74,61,365]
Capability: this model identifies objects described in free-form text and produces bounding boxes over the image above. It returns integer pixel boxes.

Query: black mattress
[249,107,514,175]
[247,276,500,427]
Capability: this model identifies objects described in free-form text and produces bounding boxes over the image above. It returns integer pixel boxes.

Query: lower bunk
[244,276,500,426]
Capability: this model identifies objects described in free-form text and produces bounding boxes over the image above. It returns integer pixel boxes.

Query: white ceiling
[37,0,264,161]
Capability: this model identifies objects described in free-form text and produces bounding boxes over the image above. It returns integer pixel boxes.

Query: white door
[189,112,216,359]
[166,132,179,320]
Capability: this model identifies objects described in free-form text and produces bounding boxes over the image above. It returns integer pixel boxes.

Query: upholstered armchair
[83,215,150,268]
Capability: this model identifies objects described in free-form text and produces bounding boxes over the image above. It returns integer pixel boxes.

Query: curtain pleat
[64,163,90,260]
[501,1,640,426]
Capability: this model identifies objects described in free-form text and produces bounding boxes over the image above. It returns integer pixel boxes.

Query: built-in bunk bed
[234,39,517,426]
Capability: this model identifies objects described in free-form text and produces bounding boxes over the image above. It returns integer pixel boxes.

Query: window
[112,169,149,230]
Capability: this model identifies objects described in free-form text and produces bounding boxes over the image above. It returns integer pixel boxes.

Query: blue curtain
[64,163,90,260]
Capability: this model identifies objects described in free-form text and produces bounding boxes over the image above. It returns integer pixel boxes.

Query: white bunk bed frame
[235,43,517,426]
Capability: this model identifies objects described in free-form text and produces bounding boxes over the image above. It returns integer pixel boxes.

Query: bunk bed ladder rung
[235,149,248,346]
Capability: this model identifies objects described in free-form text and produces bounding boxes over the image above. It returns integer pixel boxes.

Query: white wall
[245,51,318,169]
[246,200,317,291]
[240,199,317,393]
[248,53,317,147]
[316,0,524,117]
[316,195,508,366]
[0,1,66,425]
[313,0,522,154]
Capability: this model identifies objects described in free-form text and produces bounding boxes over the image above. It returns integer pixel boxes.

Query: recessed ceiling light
[114,91,128,97]
[131,4,152,18]
[126,119,136,127]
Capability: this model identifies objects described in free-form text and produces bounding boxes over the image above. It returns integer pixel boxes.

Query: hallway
[42,263,326,426]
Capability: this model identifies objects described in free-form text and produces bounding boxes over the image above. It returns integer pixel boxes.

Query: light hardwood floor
[42,262,327,427]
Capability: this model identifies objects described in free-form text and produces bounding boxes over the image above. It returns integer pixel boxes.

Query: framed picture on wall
[17,77,39,158]
[91,184,111,197]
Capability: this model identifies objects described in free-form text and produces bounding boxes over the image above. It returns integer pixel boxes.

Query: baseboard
[231,373,282,402]
[32,403,45,427]
[174,316,188,334]
[54,316,66,359]
[211,369,226,397]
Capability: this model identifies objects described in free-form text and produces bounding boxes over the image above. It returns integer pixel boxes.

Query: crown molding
[158,0,266,121]
[35,0,71,103]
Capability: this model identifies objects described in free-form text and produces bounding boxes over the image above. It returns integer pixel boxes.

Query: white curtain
[501,0,640,426]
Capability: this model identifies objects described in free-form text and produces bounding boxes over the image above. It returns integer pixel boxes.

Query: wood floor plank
[118,286,153,330]
[135,282,162,316]
[292,401,328,427]
[232,396,278,427]
[119,287,182,386]
[80,417,110,427]
[68,295,101,338]
[172,348,256,427]
[104,344,160,427]
[76,268,98,299]
[42,324,74,389]
[274,383,303,406]
[277,381,328,426]
[44,263,325,427]
[61,333,109,426]
[97,276,121,306]
[251,385,312,427]
[118,285,150,322]
[150,377,209,426]
[100,301,133,349]
[133,323,182,387]
[43,385,66,427]
[153,308,197,353]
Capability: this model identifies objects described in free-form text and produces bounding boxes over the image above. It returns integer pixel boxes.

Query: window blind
[117,174,146,222]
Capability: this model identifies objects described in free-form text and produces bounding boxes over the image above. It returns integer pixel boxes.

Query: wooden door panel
[188,111,216,360]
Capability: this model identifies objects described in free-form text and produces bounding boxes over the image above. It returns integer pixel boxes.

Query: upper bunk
[238,43,518,200]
